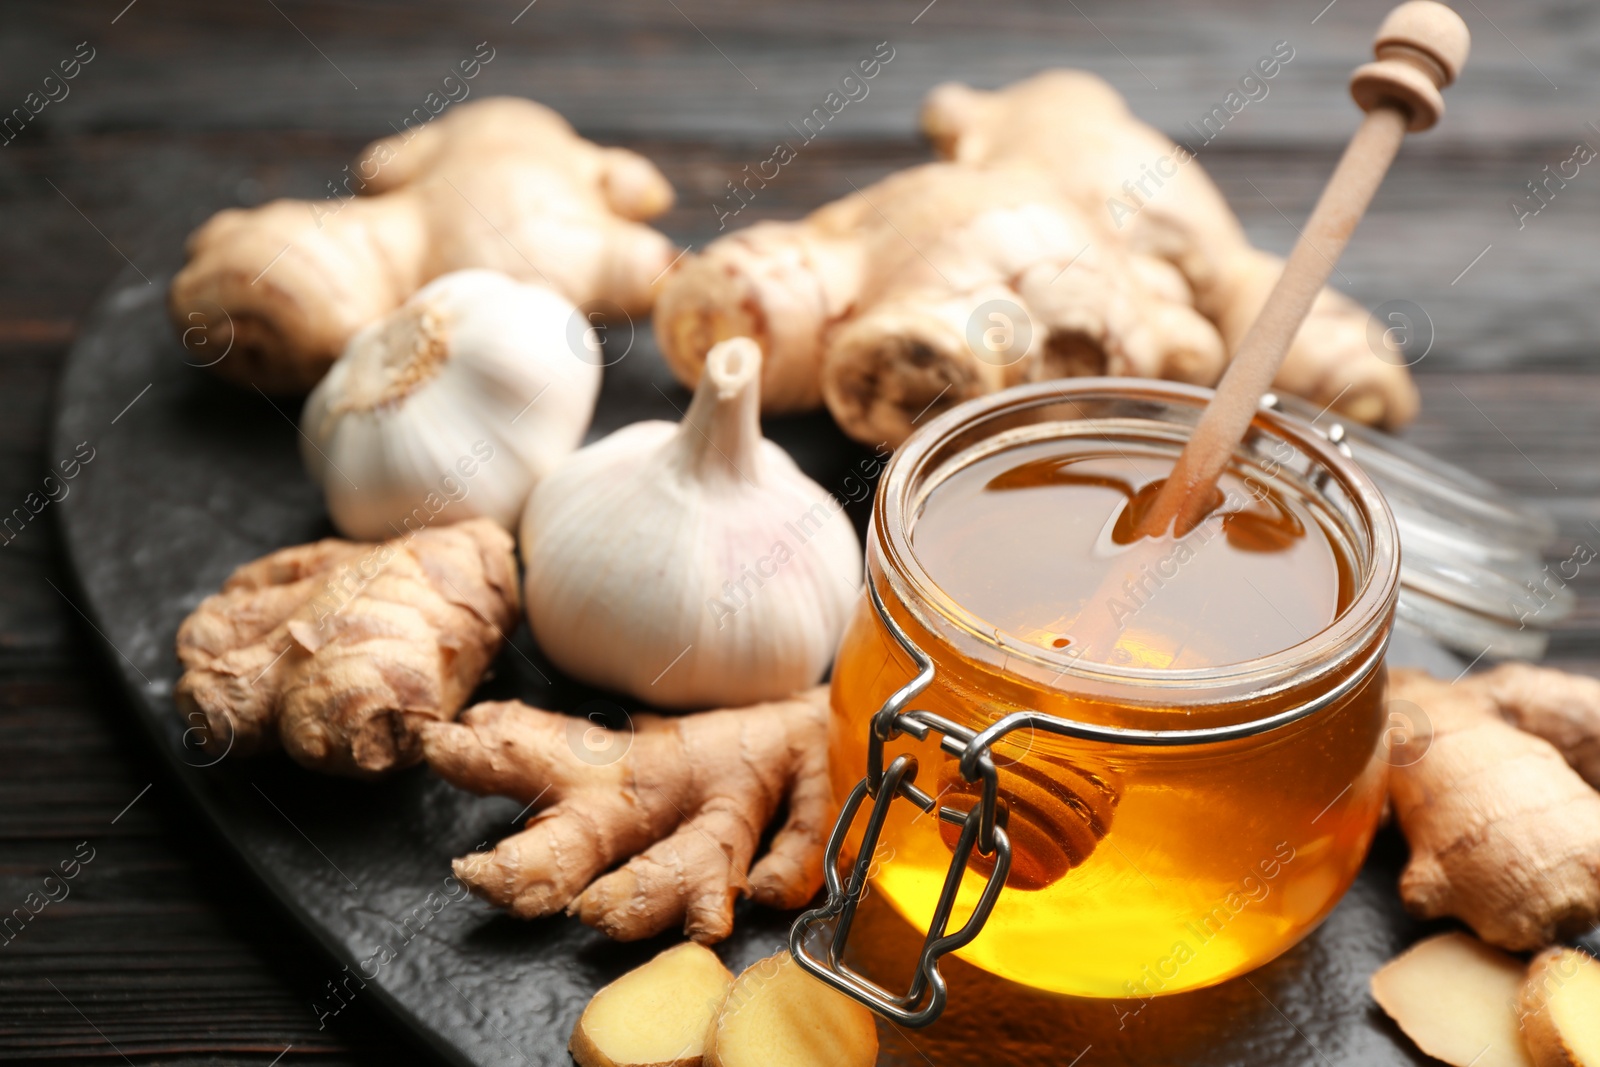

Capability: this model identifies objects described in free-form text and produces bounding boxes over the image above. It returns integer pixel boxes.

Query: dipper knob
[1351,0,1471,131]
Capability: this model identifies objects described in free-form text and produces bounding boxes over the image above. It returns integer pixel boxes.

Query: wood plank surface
[2,0,1598,1062]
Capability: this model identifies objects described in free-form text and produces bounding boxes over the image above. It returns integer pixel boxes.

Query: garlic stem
[672,337,763,483]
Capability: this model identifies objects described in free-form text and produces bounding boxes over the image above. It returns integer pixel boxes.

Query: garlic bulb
[301,269,601,539]
[521,336,862,709]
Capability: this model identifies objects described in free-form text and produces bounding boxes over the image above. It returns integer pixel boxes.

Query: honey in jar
[912,437,1351,671]
[822,380,1399,1000]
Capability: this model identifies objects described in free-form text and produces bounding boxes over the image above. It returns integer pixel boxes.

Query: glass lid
[1262,393,1570,662]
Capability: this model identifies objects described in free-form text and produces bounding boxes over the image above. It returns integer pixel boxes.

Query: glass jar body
[827,380,1399,999]
[830,570,1390,998]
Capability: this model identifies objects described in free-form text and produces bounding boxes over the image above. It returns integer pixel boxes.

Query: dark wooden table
[3,0,1598,1062]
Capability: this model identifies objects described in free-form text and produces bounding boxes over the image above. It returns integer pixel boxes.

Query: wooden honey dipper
[1055,2,1470,662]
[1136,0,1471,538]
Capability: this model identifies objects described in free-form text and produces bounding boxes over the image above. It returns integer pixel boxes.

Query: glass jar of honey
[792,379,1400,1025]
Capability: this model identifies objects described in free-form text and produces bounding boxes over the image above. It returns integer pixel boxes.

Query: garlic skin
[301,269,601,540]
[521,337,863,709]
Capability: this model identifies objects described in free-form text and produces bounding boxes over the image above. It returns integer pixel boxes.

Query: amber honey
[912,439,1354,670]
[828,381,1398,999]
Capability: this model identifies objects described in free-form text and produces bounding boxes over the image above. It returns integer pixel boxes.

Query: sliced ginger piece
[1370,932,1535,1067]
[704,951,877,1067]
[570,942,734,1067]
[1520,947,1600,1067]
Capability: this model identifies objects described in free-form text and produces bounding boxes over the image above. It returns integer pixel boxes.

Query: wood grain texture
[1,0,1598,1062]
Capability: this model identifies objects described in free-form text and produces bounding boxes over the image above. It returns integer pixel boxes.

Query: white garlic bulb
[521,336,862,709]
[301,269,601,539]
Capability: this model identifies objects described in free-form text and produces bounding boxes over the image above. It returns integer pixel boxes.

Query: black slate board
[54,267,1463,1067]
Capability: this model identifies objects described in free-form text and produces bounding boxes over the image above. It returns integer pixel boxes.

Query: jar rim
[873,379,1401,707]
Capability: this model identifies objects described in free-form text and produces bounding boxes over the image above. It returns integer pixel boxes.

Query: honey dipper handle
[1138,1,1470,537]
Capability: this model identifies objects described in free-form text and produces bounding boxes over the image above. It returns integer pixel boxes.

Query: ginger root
[1388,668,1600,950]
[658,155,1221,445]
[1520,946,1600,1067]
[656,70,1414,447]
[921,72,1417,429]
[1480,662,1600,788]
[569,942,734,1067]
[175,518,518,777]
[420,688,833,944]
[171,97,676,393]
[703,951,878,1067]
[1370,932,1535,1067]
